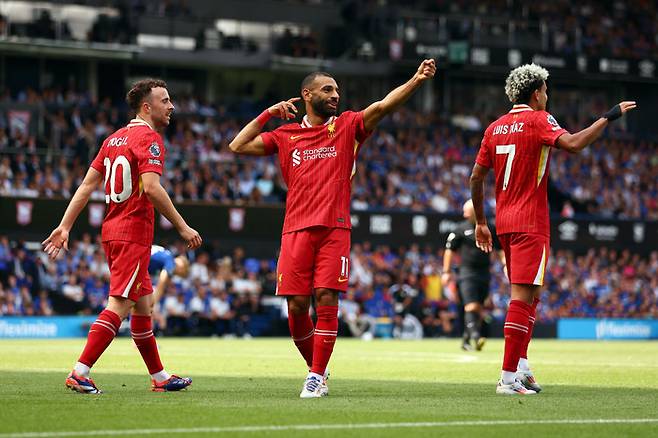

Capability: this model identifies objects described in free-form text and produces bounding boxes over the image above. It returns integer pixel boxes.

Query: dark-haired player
[230,59,436,397]
[470,63,636,395]
[43,79,202,393]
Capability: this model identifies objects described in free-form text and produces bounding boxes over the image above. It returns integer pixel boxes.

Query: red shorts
[498,233,549,286]
[102,241,153,302]
[276,227,351,296]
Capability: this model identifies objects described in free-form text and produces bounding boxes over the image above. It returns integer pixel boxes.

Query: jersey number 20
[103,156,132,204]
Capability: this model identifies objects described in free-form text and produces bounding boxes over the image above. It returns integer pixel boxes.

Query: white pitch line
[1,418,657,437]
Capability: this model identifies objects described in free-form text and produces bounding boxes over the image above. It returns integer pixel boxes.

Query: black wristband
[603,104,622,121]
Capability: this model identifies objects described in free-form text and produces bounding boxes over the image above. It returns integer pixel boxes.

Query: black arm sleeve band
[603,105,622,121]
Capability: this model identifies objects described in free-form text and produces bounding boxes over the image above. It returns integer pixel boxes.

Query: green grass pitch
[0,338,656,437]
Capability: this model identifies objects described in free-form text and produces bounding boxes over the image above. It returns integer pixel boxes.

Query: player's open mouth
[327,102,337,110]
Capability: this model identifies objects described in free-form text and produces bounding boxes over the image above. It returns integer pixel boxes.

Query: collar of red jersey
[127,116,155,131]
[300,115,336,128]
[509,104,533,114]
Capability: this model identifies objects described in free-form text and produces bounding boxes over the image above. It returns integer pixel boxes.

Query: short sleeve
[137,132,166,176]
[445,231,462,250]
[89,142,106,173]
[536,111,568,147]
[260,131,280,156]
[475,131,493,168]
[353,111,371,144]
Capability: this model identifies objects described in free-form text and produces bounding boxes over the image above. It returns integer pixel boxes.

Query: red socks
[520,298,540,360]
[78,309,121,368]
[311,305,338,375]
[288,312,315,368]
[502,300,532,372]
[131,314,164,374]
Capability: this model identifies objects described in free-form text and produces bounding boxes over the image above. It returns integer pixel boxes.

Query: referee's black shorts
[458,276,490,305]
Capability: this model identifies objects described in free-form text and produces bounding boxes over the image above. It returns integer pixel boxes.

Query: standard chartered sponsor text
[304,146,337,161]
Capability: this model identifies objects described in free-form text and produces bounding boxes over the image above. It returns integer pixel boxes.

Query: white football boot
[516,370,542,393]
[496,379,537,395]
[299,373,323,398]
[319,368,329,396]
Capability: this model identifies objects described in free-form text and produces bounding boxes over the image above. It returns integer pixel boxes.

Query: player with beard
[43,79,202,393]
[229,59,436,398]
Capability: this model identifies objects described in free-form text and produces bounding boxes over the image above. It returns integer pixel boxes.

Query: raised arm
[362,59,436,132]
[229,97,300,155]
[470,163,493,253]
[42,167,102,259]
[556,101,636,153]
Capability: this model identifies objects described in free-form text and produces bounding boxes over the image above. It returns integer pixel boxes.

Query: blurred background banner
[0,315,96,338]
[1,197,657,255]
[558,318,658,340]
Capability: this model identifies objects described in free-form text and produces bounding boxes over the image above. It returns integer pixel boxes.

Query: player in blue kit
[149,245,190,305]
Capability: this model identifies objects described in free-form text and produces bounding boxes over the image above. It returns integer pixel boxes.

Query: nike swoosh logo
[338,278,348,283]
[290,135,304,140]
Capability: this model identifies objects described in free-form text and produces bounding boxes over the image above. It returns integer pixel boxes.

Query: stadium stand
[0,90,655,219]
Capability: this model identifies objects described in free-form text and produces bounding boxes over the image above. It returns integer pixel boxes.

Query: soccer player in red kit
[42,79,202,394]
[229,59,436,397]
[470,64,636,395]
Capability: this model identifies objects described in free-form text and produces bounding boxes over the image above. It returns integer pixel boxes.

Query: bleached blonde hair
[504,63,549,103]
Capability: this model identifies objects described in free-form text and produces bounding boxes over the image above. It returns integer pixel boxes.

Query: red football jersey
[261,111,370,234]
[90,118,166,246]
[475,104,567,236]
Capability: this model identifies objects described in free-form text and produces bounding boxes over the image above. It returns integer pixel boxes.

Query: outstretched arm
[557,101,636,152]
[229,98,300,155]
[470,163,493,253]
[362,59,436,132]
[42,167,102,259]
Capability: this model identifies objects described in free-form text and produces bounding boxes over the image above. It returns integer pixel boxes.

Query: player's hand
[268,97,300,120]
[179,226,202,249]
[441,272,452,286]
[42,226,69,260]
[475,224,493,254]
[618,101,637,114]
[415,59,436,82]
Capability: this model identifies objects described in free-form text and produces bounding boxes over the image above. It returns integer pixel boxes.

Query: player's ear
[302,88,312,102]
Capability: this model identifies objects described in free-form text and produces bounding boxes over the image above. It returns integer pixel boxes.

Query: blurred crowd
[411,0,658,59]
[0,88,656,219]
[285,0,658,60]
[0,235,656,338]
[1,0,656,61]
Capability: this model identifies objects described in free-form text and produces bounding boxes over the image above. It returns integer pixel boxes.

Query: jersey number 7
[495,144,516,191]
